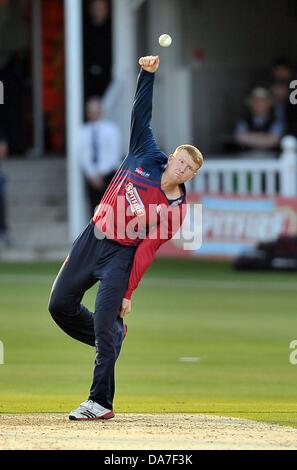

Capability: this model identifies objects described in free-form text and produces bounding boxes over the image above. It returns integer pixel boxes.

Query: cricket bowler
[48,55,203,420]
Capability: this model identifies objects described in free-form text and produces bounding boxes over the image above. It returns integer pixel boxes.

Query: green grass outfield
[0,259,297,428]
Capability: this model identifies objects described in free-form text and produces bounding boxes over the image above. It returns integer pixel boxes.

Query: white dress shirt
[78,119,121,179]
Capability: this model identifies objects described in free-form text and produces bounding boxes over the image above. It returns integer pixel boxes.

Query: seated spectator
[287,97,297,138]
[234,87,284,151]
[272,57,294,83]
[0,133,10,246]
[270,79,290,131]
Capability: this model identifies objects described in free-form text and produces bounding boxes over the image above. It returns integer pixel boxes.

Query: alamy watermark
[289,340,297,365]
[0,81,3,105]
[289,80,297,105]
[0,340,4,364]
[93,196,203,251]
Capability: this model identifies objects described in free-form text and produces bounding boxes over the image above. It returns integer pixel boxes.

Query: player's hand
[119,298,131,318]
[139,55,160,73]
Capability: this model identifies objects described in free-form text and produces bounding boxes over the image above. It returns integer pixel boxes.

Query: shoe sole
[69,411,115,421]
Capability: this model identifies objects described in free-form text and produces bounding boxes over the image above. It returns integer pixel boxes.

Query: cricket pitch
[1,413,297,450]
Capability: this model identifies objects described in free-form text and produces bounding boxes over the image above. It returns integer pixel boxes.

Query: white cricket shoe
[69,399,115,421]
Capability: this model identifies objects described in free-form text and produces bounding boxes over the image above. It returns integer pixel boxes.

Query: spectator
[272,57,294,83]
[234,87,284,152]
[270,58,297,138]
[78,97,121,216]
[83,0,112,100]
[270,79,297,139]
[271,80,290,130]
[0,133,10,246]
[0,0,29,154]
[287,97,297,138]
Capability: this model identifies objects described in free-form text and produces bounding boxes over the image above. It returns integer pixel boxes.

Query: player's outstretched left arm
[119,205,187,318]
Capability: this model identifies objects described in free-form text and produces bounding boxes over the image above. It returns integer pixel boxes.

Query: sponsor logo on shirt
[135,166,150,178]
[125,182,145,216]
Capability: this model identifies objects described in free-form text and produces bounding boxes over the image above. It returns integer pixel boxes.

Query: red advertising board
[159,193,297,259]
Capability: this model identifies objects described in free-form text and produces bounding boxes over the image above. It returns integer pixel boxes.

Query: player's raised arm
[139,55,160,74]
[129,55,160,155]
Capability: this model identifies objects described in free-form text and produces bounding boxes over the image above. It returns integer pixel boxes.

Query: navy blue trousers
[48,222,136,410]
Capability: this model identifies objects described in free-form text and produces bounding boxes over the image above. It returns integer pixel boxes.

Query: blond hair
[173,144,203,170]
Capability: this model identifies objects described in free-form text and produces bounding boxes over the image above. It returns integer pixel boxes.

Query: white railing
[192,136,297,197]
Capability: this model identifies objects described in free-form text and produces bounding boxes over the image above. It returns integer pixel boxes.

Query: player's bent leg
[49,287,95,347]
[48,222,98,347]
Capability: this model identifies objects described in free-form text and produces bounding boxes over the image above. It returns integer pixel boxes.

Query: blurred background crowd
[0,0,296,157]
[0,0,296,262]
